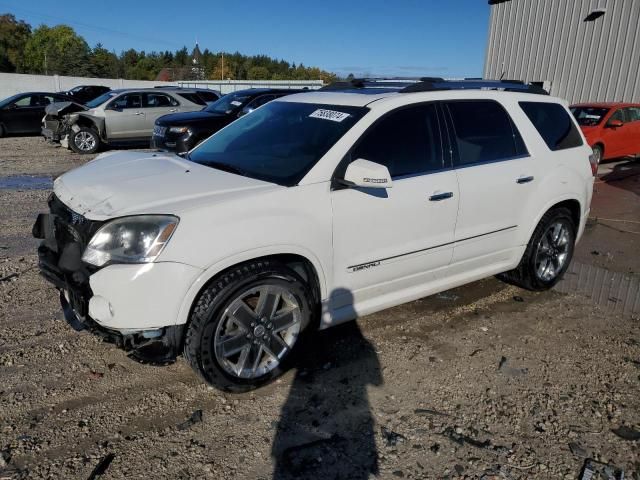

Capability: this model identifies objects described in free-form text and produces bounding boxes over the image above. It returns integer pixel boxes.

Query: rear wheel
[0,124,5,138]
[498,207,575,291]
[184,260,312,391]
[592,144,603,166]
[70,127,100,154]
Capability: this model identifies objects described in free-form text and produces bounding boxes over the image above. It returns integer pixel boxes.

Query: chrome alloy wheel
[534,221,571,282]
[213,285,302,379]
[74,131,97,151]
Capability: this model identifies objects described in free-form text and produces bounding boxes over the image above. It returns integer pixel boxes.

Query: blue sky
[0,0,490,78]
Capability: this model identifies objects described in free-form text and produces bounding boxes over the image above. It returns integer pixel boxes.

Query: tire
[498,207,576,291]
[0,124,5,138]
[184,260,313,392]
[592,144,603,166]
[69,127,100,154]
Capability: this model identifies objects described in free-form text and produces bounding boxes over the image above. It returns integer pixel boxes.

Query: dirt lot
[1,137,639,480]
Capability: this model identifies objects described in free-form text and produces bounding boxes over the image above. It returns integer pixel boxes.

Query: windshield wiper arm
[206,161,247,177]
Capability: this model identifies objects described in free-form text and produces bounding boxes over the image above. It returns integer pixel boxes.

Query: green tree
[0,14,31,72]
[23,24,91,75]
[89,43,119,78]
[247,65,270,80]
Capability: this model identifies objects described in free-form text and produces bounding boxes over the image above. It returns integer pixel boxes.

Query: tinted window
[144,93,177,108]
[112,93,143,109]
[246,94,277,110]
[624,107,640,122]
[189,102,367,186]
[609,108,625,123]
[86,91,118,108]
[197,90,219,102]
[520,101,583,151]
[352,104,444,177]
[177,93,206,105]
[447,100,526,166]
[13,95,36,107]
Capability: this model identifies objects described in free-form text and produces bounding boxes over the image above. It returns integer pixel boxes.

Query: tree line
[0,14,337,83]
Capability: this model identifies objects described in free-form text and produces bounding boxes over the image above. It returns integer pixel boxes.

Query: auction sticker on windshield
[309,109,351,122]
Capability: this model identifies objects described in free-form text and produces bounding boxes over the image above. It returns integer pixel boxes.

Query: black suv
[63,85,111,104]
[151,88,306,153]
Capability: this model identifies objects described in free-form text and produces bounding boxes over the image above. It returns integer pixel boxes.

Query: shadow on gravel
[272,289,382,480]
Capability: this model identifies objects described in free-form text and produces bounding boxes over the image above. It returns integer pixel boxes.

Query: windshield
[86,91,118,108]
[189,101,368,186]
[570,106,609,126]
[204,91,253,114]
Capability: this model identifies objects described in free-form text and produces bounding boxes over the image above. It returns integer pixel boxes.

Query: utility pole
[221,53,224,80]
[44,52,48,76]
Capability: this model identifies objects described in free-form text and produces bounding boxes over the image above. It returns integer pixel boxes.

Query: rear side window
[446,100,527,167]
[197,90,220,102]
[519,102,583,151]
[352,104,444,177]
[177,93,206,106]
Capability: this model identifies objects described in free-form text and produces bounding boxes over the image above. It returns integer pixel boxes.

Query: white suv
[34,79,594,391]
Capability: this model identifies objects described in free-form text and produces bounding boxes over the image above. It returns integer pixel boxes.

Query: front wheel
[184,260,312,391]
[498,207,576,291]
[70,127,100,154]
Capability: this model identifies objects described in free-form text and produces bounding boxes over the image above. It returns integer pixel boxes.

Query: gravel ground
[1,137,639,479]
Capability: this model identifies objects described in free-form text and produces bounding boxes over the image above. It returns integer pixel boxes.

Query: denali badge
[350,261,381,272]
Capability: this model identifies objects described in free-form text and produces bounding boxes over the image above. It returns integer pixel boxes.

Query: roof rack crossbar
[401,79,548,95]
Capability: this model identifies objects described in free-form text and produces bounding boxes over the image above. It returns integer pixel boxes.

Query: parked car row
[0,85,221,145]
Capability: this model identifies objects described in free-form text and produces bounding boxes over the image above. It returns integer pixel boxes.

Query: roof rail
[320,78,420,91]
[401,79,548,95]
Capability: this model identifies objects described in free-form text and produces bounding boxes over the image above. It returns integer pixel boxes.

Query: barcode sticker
[309,109,351,122]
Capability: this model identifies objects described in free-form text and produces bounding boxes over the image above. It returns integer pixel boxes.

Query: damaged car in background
[41,88,204,154]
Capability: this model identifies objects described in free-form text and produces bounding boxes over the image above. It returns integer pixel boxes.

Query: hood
[45,101,87,117]
[156,110,229,126]
[53,151,279,219]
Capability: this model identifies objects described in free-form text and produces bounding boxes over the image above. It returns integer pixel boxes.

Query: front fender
[174,245,328,327]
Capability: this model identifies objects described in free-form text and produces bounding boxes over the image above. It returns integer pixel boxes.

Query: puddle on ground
[0,175,53,190]
[555,261,640,316]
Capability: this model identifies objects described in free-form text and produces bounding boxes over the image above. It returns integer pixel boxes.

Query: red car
[570,102,640,164]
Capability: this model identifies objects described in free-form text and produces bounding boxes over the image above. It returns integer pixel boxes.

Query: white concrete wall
[0,73,324,99]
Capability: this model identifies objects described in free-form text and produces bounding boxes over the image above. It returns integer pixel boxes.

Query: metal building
[483,0,640,103]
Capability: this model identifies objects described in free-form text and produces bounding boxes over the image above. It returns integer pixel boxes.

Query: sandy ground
[0,137,639,480]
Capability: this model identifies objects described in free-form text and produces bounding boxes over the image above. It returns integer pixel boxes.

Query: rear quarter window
[177,93,206,106]
[519,102,583,151]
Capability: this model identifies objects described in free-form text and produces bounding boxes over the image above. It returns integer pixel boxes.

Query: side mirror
[340,158,392,189]
[607,119,623,128]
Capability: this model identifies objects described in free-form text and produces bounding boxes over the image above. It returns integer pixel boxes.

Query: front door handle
[429,191,454,201]
[517,175,534,184]
[169,108,178,112]
[134,111,144,116]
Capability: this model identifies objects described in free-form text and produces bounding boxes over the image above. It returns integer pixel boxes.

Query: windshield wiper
[205,161,248,177]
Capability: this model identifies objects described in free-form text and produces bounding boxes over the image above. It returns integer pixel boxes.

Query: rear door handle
[516,175,534,184]
[169,108,178,112]
[429,191,454,201]
[134,111,144,116]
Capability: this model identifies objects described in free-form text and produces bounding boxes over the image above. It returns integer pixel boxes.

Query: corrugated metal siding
[484,0,640,103]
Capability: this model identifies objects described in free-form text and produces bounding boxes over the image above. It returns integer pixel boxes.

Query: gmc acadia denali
[33,79,595,391]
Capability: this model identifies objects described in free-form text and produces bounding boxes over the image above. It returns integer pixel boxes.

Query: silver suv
[42,88,205,154]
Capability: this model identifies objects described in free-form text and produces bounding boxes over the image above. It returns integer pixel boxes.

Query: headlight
[169,126,189,134]
[82,215,179,267]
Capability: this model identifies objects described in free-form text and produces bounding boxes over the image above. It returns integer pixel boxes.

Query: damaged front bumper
[33,194,195,361]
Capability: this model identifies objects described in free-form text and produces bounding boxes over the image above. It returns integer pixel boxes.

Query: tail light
[588,152,598,176]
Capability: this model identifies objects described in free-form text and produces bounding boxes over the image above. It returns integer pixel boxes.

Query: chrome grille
[153,125,167,137]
